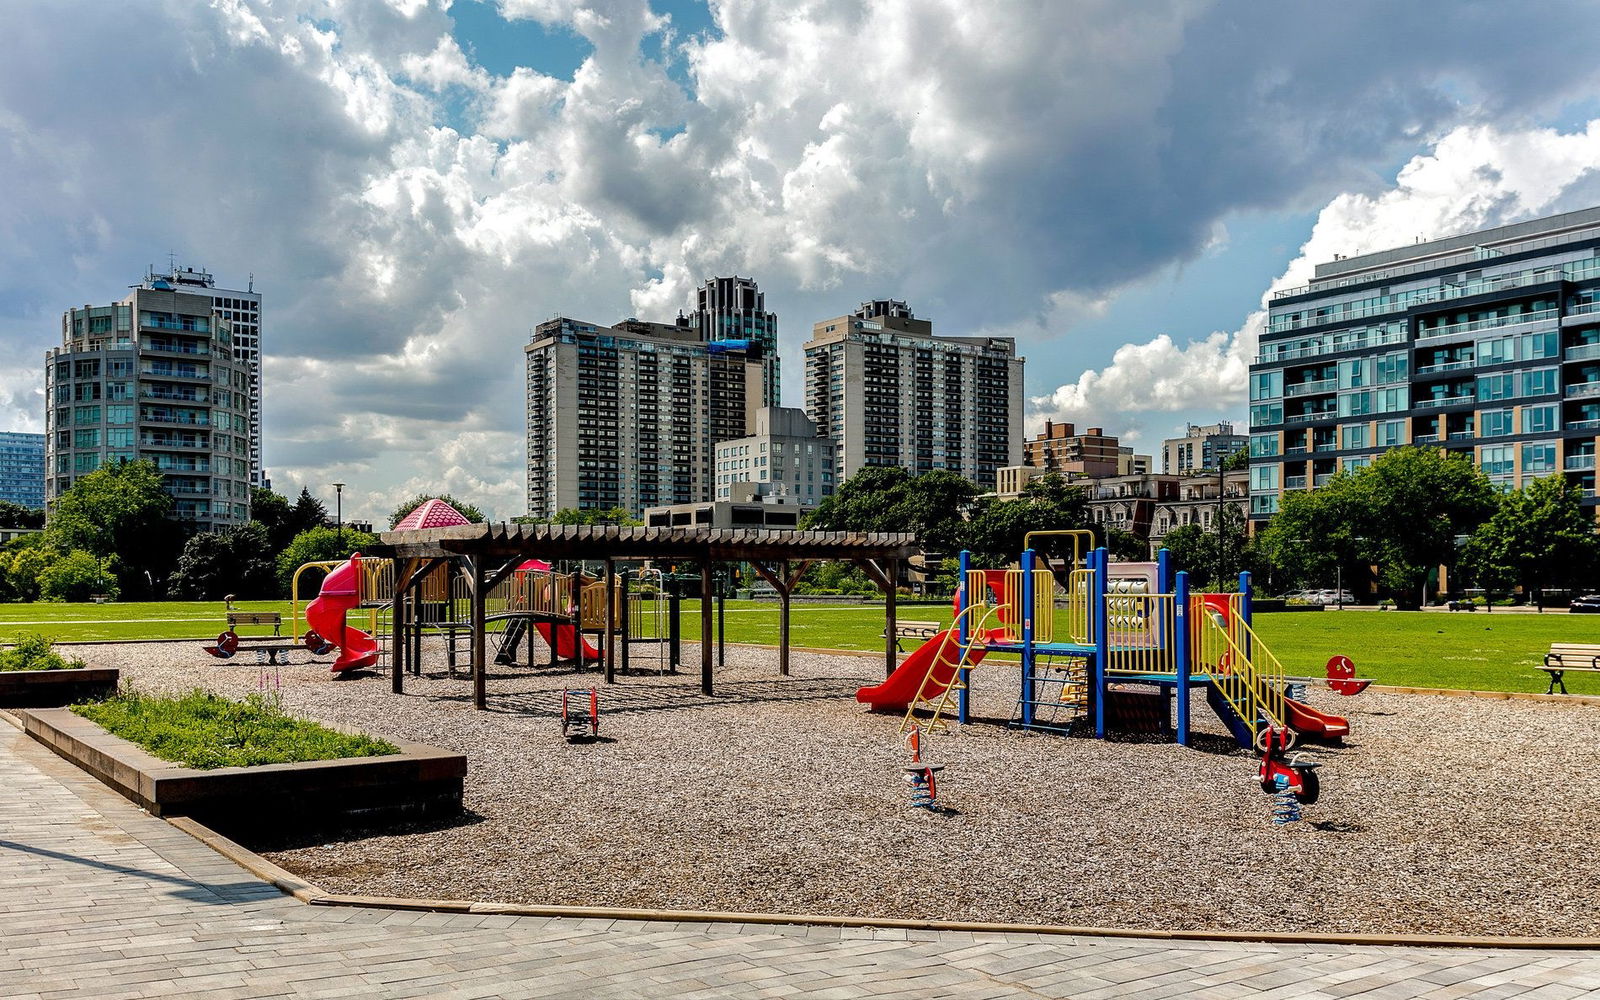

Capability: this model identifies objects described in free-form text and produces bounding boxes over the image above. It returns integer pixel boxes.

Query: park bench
[1540,643,1600,694]
[89,593,110,604]
[227,611,283,635]
[882,620,943,652]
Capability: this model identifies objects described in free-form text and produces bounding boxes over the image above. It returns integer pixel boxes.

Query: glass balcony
[1284,410,1337,424]
[1416,394,1475,409]
[1565,455,1596,471]
[1313,442,1337,452]
[1284,378,1336,397]
[1412,433,1442,443]
[1565,343,1600,361]
[1313,474,1333,487]
[1415,309,1557,345]
[1566,382,1600,399]
[1567,418,1600,431]
[1415,359,1474,375]
[1284,476,1308,490]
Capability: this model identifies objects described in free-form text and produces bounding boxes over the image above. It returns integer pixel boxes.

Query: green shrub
[0,633,86,672]
[72,689,398,769]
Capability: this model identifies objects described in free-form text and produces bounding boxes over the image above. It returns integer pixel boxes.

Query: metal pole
[700,562,714,695]
[333,482,345,548]
[717,569,726,668]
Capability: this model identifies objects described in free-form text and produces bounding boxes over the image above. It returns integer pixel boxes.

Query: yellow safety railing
[1191,596,1287,736]
[989,568,1055,643]
[901,603,1004,735]
[1103,593,1176,677]
[1063,568,1096,645]
[1021,528,1096,566]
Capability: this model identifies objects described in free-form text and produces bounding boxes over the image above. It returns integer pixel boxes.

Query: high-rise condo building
[1249,204,1600,521]
[141,266,263,486]
[693,276,778,407]
[0,432,45,508]
[804,300,1023,485]
[1162,421,1248,475]
[525,315,768,518]
[46,281,255,528]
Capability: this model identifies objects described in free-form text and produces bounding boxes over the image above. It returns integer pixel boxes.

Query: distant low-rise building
[1149,470,1250,551]
[714,406,835,506]
[1084,473,1180,540]
[1024,421,1149,477]
[643,488,807,531]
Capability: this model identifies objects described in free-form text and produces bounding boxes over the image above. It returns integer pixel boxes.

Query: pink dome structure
[392,498,472,531]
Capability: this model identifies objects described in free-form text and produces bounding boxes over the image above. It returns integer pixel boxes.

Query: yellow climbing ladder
[1191,597,1288,736]
[899,605,1002,735]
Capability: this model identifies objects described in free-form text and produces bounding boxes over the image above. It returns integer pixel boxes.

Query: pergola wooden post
[603,556,617,685]
[700,561,714,695]
[856,557,899,678]
[750,559,812,677]
[469,557,487,710]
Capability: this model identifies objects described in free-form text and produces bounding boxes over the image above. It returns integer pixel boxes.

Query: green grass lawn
[5,598,1598,695]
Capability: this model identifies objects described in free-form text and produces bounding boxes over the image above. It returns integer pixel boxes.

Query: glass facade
[1249,206,1600,520]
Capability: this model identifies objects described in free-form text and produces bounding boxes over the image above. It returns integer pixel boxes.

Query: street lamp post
[332,482,345,547]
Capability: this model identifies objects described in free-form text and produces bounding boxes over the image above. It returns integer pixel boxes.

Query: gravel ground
[67,638,1600,936]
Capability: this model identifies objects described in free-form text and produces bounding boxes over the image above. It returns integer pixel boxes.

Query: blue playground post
[1239,570,1253,662]
[1155,546,1171,650]
[1092,546,1109,739]
[958,549,971,724]
[1020,548,1036,729]
[1174,569,1191,746]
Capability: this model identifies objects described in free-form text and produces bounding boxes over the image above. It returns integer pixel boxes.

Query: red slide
[856,628,1004,711]
[1284,696,1350,743]
[534,621,601,663]
[305,554,379,674]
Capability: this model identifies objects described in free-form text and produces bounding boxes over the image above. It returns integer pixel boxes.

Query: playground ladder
[900,605,998,735]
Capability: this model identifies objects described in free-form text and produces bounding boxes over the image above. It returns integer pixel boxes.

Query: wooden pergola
[366,523,921,709]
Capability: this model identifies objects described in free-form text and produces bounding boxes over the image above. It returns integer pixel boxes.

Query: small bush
[72,689,398,769]
[0,633,86,672]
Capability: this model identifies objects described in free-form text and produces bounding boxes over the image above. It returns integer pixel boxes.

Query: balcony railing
[1313,442,1337,452]
[1284,476,1308,490]
[1284,410,1337,424]
[1447,431,1477,441]
[1566,343,1600,361]
[1415,309,1558,345]
[1566,455,1597,471]
[1566,382,1600,399]
[1416,394,1476,409]
[1413,434,1442,443]
[1566,418,1600,431]
[1569,300,1600,316]
[1284,378,1336,397]
[1415,359,1474,375]
[1313,474,1333,487]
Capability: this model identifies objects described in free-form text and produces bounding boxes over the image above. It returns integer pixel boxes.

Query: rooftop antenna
[248,273,254,293]
[167,250,178,274]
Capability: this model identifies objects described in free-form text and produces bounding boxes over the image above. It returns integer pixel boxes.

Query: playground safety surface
[57,639,1600,939]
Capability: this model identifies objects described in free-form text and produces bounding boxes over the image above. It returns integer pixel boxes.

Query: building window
[1522,404,1559,435]
[1522,441,1556,476]
[1477,374,1515,402]
[1518,367,1557,397]
[1249,433,1278,458]
[1341,424,1368,450]
[1376,419,1406,447]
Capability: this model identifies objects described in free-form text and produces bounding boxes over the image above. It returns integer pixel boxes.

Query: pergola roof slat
[368,523,918,563]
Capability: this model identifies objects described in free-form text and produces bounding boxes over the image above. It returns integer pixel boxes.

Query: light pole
[332,482,345,547]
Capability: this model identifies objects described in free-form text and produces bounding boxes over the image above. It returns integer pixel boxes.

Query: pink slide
[533,621,601,663]
[305,553,379,674]
[856,628,1005,711]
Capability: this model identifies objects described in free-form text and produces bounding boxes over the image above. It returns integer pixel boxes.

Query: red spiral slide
[305,553,379,674]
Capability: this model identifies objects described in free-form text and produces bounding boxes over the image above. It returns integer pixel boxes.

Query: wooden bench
[89,593,110,604]
[1542,644,1600,694]
[227,612,282,636]
[882,620,943,652]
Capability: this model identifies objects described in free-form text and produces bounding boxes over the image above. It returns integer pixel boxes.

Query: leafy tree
[275,526,377,591]
[169,523,280,600]
[1462,475,1600,607]
[37,550,118,602]
[1255,475,1370,593]
[806,466,980,555]
[1158,504,1255,590]
[959,474,1088,567]
[46,460,181,599]
[390,493,488,528]
[249,487,299,552]
[291,488,330,536]
[546,506,640,527]
[0,500,44,529]
[1105,527,1151,562]
[1159,524,1210,580]
[3,546,54,602]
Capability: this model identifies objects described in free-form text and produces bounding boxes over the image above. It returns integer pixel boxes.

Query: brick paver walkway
[5,722,1600,999]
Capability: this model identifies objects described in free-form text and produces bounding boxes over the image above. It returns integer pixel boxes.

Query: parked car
[1570,594,1600,613]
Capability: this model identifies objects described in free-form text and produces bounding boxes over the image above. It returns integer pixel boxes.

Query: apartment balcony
[1416,394,1476,409]
[1413,433,1442,444]
[141,389,208,403]
[162,483,213,496]
[141,340,210,357]
[1566,382,1600,400]
[1284,445,1309,456]
[1566,343,1600,362]
[139,412,209,426]
[1284,410,1337,424]
[1284,476,1308,490]
[1567,418,1600,431]
[1415,308,1558,345]
[140,367,208,380]
[1313,474,1333,487]
[1447,431,1477,442]
[1566,455,1597,471]
[1283,378,1335,397]
[1313,442,1337,453]
[1415,359,1474,376]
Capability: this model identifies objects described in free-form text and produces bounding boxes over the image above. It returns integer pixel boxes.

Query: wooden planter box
[0,668,118,708]
[16,708,466,836]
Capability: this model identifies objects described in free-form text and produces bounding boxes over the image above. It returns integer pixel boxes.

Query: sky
[4,0,1600,523]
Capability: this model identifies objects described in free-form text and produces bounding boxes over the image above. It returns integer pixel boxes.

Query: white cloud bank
[1031,120,1600,447]
[2,1,1599,516]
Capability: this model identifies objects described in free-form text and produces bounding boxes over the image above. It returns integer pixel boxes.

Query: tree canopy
[1462,474,1599,605]
[46,460,182,599]
[805,467,980,554]
[169,523,279,600]
[275,526,378,591]
[544,506,641,527]
[961,474,1090,567]
[0,500,44,529]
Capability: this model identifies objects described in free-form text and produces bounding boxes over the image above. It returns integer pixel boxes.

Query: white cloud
[4,1,1600,517]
